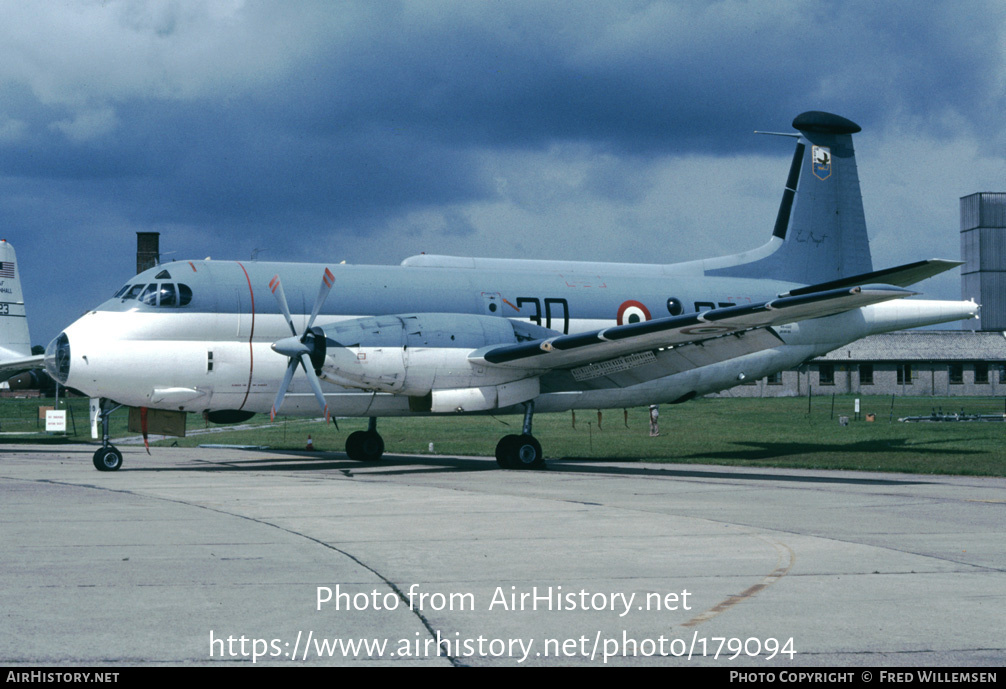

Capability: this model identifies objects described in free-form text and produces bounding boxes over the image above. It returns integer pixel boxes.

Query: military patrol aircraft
[44,112,977,472]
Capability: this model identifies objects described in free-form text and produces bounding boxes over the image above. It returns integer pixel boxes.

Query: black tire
[346,430,384,462]
[360,430,384,461]
[495,434,520,469]
[93,446,123,472]
[511,434,544,470]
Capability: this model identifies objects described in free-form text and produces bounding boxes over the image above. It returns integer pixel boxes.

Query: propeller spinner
[268,268,335,422]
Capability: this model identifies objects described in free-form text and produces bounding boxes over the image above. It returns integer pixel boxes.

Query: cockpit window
[139,284,159,305]
[124,284,146,300]
[158,283,177,306]
[115,282,192,307]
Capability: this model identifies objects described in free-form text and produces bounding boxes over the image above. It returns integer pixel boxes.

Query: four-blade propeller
[268,268,335,422]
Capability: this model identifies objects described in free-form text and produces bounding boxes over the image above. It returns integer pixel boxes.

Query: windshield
[115,282,193,307]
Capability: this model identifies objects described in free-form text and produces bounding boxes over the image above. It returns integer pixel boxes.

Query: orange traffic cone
[306,435,315,451]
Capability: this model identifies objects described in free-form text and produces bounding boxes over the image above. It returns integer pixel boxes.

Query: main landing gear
[345,417,385,462]
[92,398,124,471]
[339,409,545,469]
[495,401,545,470]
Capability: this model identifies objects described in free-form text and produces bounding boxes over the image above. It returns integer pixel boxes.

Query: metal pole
[54,382,61,435]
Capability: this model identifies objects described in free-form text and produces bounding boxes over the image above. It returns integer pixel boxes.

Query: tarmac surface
[1,442,1004,667]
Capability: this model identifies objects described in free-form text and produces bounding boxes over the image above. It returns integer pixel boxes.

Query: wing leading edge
[470,285,914,375]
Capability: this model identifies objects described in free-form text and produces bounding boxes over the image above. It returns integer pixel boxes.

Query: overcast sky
[3,0,1005,347]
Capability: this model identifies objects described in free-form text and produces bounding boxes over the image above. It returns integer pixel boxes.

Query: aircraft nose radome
[43,332,71,386]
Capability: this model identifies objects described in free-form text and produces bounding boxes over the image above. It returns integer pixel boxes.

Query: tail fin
[706,111,873,285]
[0,239,32,362]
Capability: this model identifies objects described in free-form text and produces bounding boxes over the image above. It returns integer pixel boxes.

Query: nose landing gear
[92,399,124,471]
[93,445,123,472]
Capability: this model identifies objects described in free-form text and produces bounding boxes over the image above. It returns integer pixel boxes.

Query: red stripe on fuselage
[235,261,256,410]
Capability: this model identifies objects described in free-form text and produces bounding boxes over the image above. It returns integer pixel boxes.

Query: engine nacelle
[316,313,551,407]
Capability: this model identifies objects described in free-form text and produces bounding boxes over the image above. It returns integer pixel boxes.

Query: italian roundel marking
[617,300,651,325]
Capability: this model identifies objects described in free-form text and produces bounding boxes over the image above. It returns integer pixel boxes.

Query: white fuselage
[46,258,977,419]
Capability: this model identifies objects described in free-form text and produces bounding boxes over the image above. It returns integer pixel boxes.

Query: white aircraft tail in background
[0,240,42,377]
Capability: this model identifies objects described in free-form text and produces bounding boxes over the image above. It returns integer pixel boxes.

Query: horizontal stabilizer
[0,354,44,379]
[781,259,962,297]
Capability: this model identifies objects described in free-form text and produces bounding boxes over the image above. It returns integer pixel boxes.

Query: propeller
[268,268,335,422]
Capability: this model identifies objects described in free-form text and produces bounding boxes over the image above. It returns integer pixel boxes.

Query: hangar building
[719,192,1006,398]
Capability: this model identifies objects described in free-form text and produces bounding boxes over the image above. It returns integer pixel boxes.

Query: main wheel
[495,434,544,470]
[346,430,384,462]
[92,446,123,472]
[495,434,520,469]
[511,434,544,470]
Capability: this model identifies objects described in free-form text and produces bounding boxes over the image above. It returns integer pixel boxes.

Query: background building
[716,192,1006,398]
[961,192,1006,332]
[716,331,1006,398]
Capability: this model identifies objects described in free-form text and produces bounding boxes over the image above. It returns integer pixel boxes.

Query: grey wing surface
[470,285,913,389]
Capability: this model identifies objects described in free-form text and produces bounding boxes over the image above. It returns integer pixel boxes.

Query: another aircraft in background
[44,112,976,471]
[0,240,44,381]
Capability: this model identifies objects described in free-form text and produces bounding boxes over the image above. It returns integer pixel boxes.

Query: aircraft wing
[470,285,914,381]
[0,354,44,379]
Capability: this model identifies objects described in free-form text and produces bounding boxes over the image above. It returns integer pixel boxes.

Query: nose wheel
[92,398,124,471]
[93,446,123,472]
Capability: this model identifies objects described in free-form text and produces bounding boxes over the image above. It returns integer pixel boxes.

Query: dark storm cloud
[4,1,1002,231]
[1,0,1003,344]
[277,1,1004,152]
